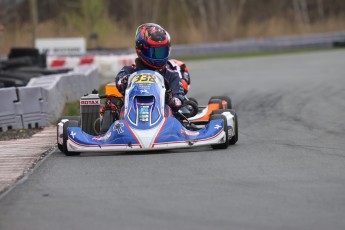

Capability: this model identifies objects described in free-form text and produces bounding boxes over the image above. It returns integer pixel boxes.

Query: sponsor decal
[180,129,200,136]
[214,124,222,130]
[80,99,100,105]
[113,121,124,134]
[133,74,157,84]
[70,131,76,139]
[140,89,149,94]
[92,131,111,141]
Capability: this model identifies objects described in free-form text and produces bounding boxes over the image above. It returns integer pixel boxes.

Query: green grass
[62,101,80,116]
[62,84,106,116]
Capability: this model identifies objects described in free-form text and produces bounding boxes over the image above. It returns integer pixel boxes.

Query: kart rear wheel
[210,114,229,149]
[57,116,80,152]
[209,96,232,109]
[100,110,115,134]
[62,120,81,156]
[212,109,238,145]
[208,98,223,110]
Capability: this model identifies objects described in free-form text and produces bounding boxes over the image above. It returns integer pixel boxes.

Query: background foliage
[0,0,344,54]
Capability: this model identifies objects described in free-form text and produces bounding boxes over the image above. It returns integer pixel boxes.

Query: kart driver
[167,59,191,95]
[115,23,186,110]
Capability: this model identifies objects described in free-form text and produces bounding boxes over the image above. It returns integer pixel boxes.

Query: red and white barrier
[47,54,136,79]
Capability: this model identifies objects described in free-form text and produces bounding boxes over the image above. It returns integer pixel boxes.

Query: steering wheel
[179,99,198,118]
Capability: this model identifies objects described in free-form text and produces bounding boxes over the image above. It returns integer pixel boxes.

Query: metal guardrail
[170,31,345,56]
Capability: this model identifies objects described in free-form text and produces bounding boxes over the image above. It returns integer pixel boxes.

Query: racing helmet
[135,23,171,69]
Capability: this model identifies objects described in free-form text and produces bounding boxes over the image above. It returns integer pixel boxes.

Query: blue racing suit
[115,58,185,107]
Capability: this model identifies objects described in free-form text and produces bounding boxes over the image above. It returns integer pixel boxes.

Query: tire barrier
[0,65,99,131]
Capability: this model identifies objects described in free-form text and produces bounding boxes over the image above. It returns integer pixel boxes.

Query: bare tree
[317,0,325,19]
[178,0,197,30]
[29,0,38,46]
[293,0,310,31]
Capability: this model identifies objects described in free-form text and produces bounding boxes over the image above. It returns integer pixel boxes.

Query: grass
[61,101,80,116]
[62,84,106,116]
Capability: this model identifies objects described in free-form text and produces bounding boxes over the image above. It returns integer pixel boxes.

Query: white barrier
[15,86,50,129]
[0,87,22,131]
[28,65,99,120]
[0,65,99,131]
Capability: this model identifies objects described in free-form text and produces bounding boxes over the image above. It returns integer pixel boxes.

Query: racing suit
[115,58,185,109]
[167,59,191,94]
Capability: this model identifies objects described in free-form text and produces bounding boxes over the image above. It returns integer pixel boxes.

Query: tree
[58,0,113,40]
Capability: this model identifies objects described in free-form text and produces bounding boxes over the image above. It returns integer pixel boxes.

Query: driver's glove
[170,97,183,110]
[116,75,129,95]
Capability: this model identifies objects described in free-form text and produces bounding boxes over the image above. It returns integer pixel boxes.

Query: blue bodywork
[66,70,225,151]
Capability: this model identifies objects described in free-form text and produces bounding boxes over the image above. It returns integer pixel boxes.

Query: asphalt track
[1,50,345,230]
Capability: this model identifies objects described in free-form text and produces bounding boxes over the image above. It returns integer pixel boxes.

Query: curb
[0,126,56,195]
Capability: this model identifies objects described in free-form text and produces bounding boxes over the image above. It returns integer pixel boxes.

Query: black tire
[57,125,63,152]
[228,109,238,145]
[57,116,81,125]
[210,114,229,149]
[181,99,199,118]
[209,96,232,109]
[94,118,101,135]
[56,116,80,152]
[212,109,238,145]
[100,110,115,134]
[81,109,100,136]
[62,120,81,156]
[208,98,223,109]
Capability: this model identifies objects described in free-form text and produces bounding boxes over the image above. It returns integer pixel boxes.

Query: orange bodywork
[190,102,222,122]
[105,83,123,97]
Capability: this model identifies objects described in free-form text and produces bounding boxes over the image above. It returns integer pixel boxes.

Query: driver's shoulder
[165,68,180,78]
[119,64,137,74]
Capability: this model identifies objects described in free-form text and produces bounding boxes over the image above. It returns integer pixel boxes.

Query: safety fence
[170,30,345,56]
[0,65,99,131]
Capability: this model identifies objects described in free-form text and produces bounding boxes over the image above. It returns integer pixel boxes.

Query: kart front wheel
[228,109,238,145]
[62,120,81,156]
[212,109,238,145]
[210,114,229,149]
[57,116,80,152]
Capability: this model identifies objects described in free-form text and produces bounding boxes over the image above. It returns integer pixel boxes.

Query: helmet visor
[142,46,169,59]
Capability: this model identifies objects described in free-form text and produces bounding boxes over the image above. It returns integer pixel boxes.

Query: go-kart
[57,70,238,156]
